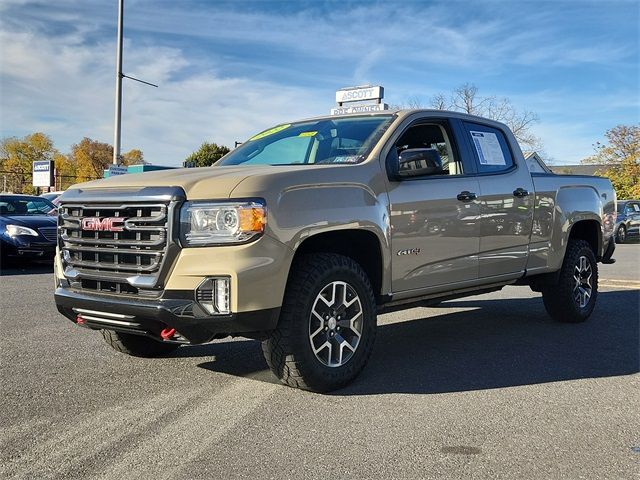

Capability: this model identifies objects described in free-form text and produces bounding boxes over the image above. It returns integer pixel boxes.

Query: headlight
[179,200,266,246]
[6,225,39,237]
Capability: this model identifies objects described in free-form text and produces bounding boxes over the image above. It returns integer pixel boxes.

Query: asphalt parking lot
[1,244,638,479]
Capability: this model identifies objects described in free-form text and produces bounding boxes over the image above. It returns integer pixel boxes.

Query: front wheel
[616,225,627,244]
[262,253,377,392]
[542,239,598,323]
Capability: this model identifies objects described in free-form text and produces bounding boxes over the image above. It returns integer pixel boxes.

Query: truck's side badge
[397,248,421,256]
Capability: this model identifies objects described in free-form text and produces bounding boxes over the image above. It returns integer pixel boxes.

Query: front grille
[59,202,171,294]
[39,227,57,242]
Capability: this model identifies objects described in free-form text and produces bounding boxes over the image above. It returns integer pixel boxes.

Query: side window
[394,122,463,175]
[463,122,514,174]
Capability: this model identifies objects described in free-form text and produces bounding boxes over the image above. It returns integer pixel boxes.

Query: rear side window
[463,122,514,174]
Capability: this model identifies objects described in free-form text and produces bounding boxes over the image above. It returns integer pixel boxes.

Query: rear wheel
[542,239,598,323]
[616,225,627,244]
[262,253,377,392]
[101,330,179,357]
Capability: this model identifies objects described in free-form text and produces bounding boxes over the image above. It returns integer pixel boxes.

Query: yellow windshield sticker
[249,124,291,141]
[298,131,318,137]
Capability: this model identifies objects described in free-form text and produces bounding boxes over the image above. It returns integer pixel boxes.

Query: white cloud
[0,21,328,166]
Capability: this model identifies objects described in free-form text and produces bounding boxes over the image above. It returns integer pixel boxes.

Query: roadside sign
[108,165,128,176]
[32,160,54,187]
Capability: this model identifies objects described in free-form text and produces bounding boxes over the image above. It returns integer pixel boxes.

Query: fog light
[196,277,230,314]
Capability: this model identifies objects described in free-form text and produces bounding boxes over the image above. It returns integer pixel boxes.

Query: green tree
[582,125,640,199]
[183,142,230,167]
[0,132,57,193]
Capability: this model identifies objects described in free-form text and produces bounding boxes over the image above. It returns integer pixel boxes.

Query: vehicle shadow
[193,289,639,394]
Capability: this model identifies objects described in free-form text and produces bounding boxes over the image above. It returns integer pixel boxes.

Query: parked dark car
[0,194,57,265]
[615,200,640,243]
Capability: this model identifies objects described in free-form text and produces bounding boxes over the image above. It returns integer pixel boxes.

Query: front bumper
[1,237,56,259]
[54,287,280,344]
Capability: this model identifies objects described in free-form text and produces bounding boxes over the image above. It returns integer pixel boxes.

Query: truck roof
[294,109,510,131]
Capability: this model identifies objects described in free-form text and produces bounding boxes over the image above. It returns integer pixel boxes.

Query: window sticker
[470,131,506,166]
[333,155,360,163]
[249,124,291,141]
[298,131,317,137]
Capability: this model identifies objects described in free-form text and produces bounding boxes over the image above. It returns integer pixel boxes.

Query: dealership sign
[32,160,55,187]
[332,85,388,115]
[335,86,384,104]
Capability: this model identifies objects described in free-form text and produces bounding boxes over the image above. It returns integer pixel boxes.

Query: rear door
[460,121,535,279]
[386,116,481,291]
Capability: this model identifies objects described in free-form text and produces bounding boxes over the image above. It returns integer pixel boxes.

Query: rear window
[0,196,56,216]
[463,122,514,174]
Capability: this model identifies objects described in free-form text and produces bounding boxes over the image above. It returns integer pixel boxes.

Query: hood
[68,164,326,200]
[0,215,57,228]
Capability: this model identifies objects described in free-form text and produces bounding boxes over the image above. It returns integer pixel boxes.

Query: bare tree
[431,83,540,149]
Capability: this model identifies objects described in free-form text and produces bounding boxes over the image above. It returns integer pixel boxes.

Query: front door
[387,119,481,292]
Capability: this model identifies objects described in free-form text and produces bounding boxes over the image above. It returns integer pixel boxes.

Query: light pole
[113,0,124,165]
[112,0,158,166]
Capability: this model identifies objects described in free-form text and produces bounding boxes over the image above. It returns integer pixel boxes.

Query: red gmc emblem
[81,217,125,232]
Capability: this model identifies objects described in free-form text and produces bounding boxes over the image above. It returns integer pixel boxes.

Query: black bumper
[54,287,280,344]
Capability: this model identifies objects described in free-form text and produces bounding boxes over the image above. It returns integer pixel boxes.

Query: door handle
[513,188,530,197]
[457,191,477,202]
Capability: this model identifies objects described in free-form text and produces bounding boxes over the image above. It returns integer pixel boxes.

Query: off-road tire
[101,330,179,357]
[542,239,598,323]
[616,225,627,244]
[262,253,377,392]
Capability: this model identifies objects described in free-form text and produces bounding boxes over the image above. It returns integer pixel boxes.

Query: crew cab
[54,110,616,392]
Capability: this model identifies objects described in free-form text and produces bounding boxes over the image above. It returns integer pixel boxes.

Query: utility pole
[113,0,124,165]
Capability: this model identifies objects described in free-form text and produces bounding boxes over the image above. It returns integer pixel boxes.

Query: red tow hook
[160,327,176,341]
[76,315,86,325]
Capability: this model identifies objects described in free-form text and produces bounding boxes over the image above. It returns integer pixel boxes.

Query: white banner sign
[32,160,54,187]
[108,165,128,176]
[335,86,383,104]
[331,103,389,115]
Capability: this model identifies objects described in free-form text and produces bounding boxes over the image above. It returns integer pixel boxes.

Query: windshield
[217,115,394,166]
[0,196,56,216]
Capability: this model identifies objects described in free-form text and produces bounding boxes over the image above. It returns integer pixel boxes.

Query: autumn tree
[123,149,145,165]
[71,138,113,182]
[0,132,57,194]
[53,152,77,190]
[405,83,541,149]
[183,142,230,167]
[582,125,640,199]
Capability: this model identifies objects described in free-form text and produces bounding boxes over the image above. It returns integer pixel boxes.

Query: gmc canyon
[54,110,616,392]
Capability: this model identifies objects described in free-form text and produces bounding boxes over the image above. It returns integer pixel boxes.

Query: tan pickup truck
[54,110,616,392]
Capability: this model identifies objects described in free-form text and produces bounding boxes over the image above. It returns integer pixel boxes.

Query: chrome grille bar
[59,201,172,290]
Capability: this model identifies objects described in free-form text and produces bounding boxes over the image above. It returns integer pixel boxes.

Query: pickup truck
[54,110,617,392]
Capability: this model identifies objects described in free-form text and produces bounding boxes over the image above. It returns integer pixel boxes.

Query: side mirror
[396,148,444,178]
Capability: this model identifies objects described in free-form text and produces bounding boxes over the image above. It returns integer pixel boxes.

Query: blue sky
[1,0,638,166]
